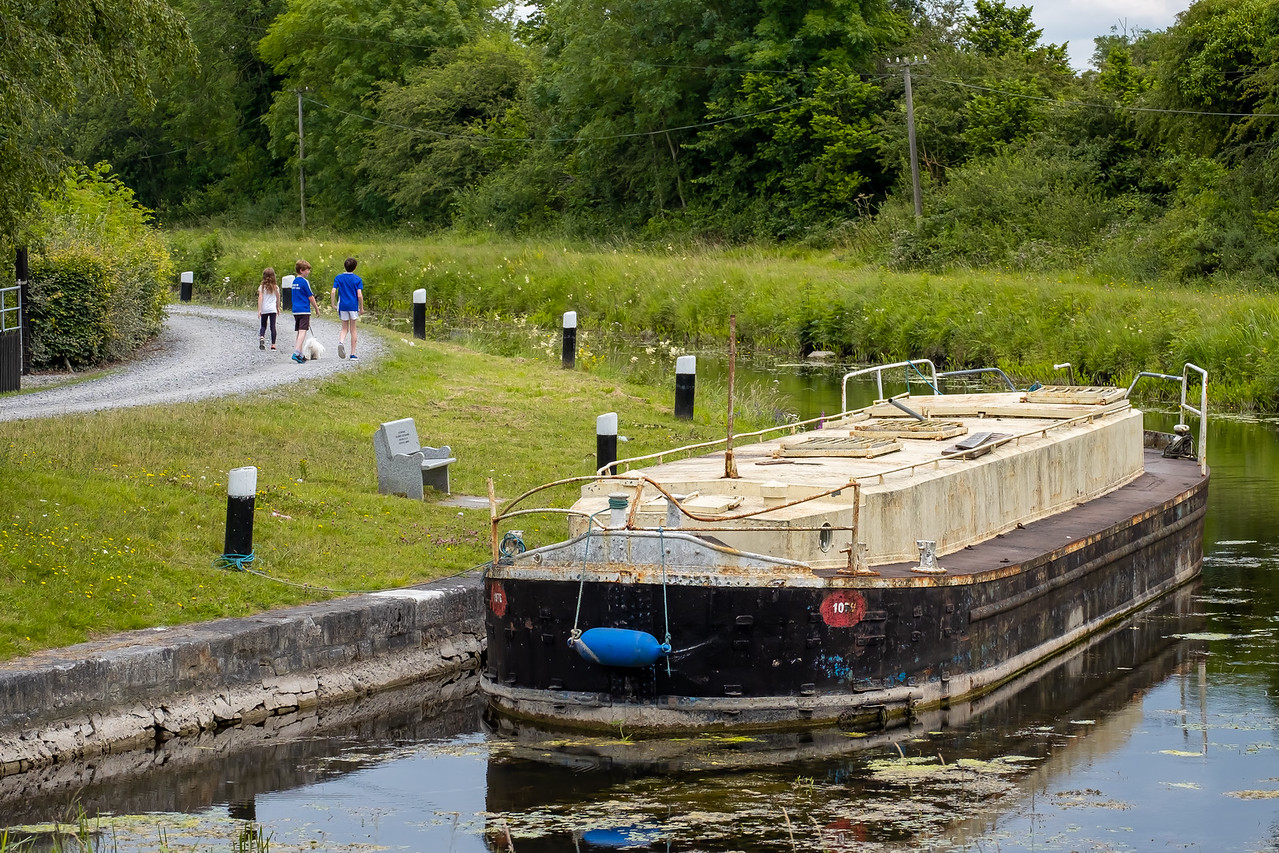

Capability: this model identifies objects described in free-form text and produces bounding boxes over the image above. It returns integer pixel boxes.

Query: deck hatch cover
[780,436,902,458]
[852,419,968,440]
[1024,385,1126,405]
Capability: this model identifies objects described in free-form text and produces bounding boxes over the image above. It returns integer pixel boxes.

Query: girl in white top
[257,267,281,350]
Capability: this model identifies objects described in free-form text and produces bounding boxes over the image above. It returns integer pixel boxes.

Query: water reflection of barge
[482,582,1206,851]
[482,362,1210,731]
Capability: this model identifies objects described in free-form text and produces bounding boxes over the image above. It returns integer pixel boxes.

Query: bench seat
[373,418,455,498]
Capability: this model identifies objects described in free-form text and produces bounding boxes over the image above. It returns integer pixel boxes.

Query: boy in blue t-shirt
[290,259,320,363]
[330,256,364,360]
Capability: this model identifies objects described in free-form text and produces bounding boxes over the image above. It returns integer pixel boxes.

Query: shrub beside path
[2,303,379,422]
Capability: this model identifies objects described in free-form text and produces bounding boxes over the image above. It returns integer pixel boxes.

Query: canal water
[3,365,1279,852]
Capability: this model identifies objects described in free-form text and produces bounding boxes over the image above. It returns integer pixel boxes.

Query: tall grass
[170,230,1279,411]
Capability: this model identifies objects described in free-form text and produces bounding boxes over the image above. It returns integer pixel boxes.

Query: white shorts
[339,310,360,321]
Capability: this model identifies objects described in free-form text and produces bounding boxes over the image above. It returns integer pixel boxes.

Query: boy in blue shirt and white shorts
[331,257,364,360]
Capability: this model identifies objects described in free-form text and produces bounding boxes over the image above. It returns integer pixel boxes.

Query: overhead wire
[303,93,797,144]
[299,67,1279,151]
[135,118,269,160]
[912,74,1279,119]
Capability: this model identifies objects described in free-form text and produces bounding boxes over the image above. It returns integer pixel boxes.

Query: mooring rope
[659,525,672,675]
[571,508,610,639]
[907,360,939,393]
[214,551,490,596]
[212,551,256,571]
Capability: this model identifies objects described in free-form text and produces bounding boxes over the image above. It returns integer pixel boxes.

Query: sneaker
[338,342,346,359]
[291,352,306,364]
[270,344,277,351]
[349,353,358,360]
[259,336,265,351]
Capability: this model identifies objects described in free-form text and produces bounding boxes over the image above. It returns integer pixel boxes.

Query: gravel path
[1,304,380,422]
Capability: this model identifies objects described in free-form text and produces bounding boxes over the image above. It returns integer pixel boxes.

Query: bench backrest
[380,418,421,454]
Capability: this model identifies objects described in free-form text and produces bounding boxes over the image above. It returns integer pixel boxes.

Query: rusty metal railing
[1125,363,1209,475]
[840,359,940,412]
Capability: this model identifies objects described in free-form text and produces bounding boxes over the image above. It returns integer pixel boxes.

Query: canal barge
[481,361,1210,731]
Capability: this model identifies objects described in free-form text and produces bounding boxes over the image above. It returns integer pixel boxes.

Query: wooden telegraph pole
[890,56,927,219]
[294,88,310,231]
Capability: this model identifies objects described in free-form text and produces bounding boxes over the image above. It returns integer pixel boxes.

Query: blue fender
[570,627,671,668]
[582,826,664,848]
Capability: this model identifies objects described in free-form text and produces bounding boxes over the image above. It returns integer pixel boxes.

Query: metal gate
[0,283,20,393]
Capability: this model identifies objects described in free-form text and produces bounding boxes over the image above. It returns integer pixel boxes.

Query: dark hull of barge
[481,451,1208,731]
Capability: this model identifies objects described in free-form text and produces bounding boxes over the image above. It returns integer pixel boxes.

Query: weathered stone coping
[0,573,485,778]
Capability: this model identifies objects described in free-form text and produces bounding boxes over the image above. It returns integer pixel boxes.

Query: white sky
[1029,0,1192,70]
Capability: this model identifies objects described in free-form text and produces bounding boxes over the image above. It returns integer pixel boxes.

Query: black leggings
[259,312,277,344]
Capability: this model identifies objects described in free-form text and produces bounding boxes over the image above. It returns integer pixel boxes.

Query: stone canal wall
[0,574,484,777]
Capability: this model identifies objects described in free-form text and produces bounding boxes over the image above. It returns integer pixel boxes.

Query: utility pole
[890,56,927,219]
[294,88,310,231]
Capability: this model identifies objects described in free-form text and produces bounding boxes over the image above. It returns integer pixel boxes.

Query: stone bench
[373,418,455,498]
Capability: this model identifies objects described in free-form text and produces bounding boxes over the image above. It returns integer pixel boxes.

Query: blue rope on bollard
[213,550,256,571]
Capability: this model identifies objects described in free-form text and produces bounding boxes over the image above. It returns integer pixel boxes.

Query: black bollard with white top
[562,311,577,369]
[597,412,618,475]
[180,271,193,302]
[222,466,257,565]
[413,288,427,339]
[674,354,696,420]
[281,274,294,312]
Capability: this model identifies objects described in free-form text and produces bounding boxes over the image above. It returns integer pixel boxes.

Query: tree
[526,0,902,236]
[68,0,289,219]
[1130,0,1279,279]
[0,0,193,243]
[29,163,173,366]
[960,0,1064,62]
[529,0,742,227]
[361,41,531,227]
[872,0,1072,192]
[63,0,288,221]
[691,67,888,235]
[1140,0,1279,157]
[257,0,492,225]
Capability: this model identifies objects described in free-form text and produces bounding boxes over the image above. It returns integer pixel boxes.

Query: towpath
[2,304,381,422]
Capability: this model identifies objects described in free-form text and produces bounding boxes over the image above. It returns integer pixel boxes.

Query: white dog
[302,330,325,361]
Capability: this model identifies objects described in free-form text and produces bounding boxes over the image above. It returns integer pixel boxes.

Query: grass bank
[0,326,755,662]
[174,229,1279,412]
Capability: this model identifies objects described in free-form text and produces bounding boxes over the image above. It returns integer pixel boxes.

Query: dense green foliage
[27,248,113,367]
[27,166,174,366]
[0,0,193,244]
[255,0,495,223]
[21,0,1279,285]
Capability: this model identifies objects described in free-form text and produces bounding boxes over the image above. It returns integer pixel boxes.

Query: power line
[302,93,798,144]
[916,74,1279,119]
[305,67,1279,154]
[134,119,267,160]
